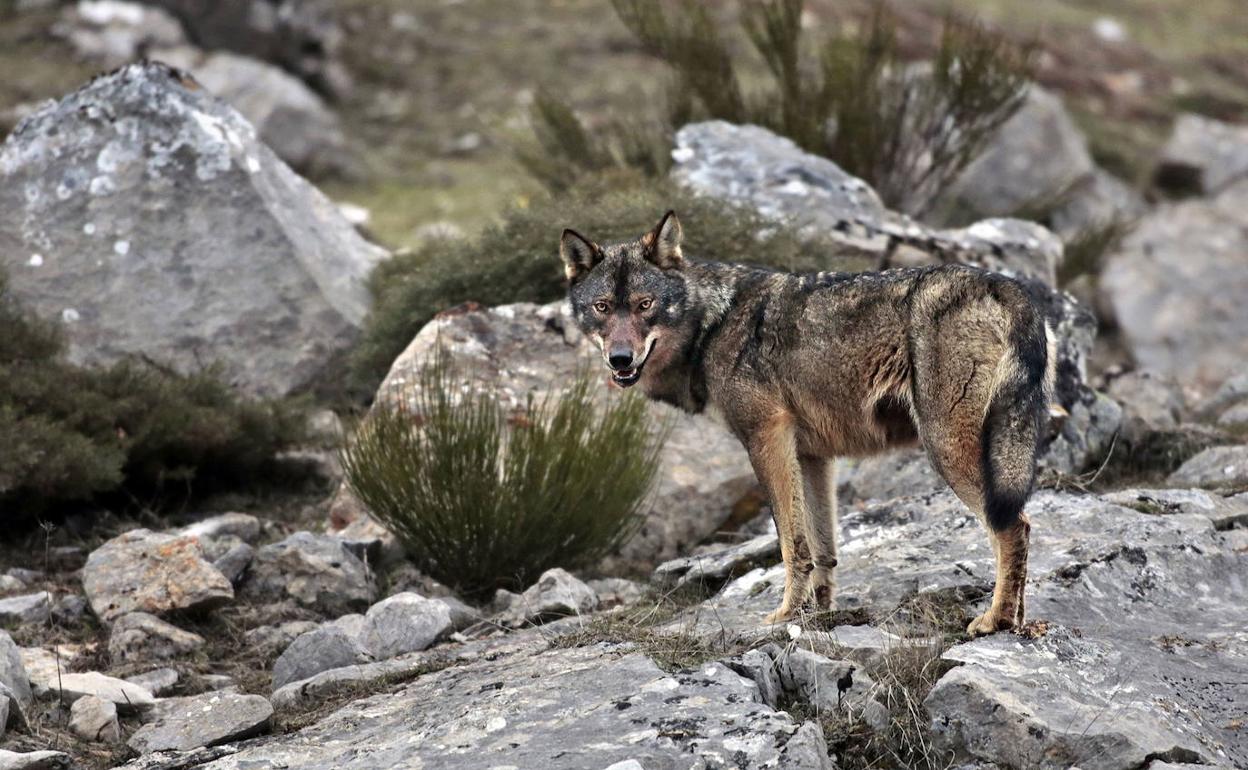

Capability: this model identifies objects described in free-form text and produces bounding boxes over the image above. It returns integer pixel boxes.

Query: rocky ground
[2,2,1248,770]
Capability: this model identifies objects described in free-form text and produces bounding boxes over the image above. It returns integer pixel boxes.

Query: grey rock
[837,449,946,502]
[1217,401,1248,432]
[1195,371,1248,422]
[152,47,354,177]
[240,531,373,617]
[515,568,598,622]
[0,750,72,770]
[1100,178,1248,397]
[1101,487,1248,531]
[200,674,237,692]
[673,121,1063,286]
[776,647,887,729]
[180,512,262,544]
[128,691,273,754]
[0,577,25,595]
[125,668,179,697]
[653,534,780,593]
[271,624,371,691]
[1168,445,1248,489]
[5,570,41,585]
[722,644,784,707]
[1106,369,1186,434]
[44,672,155,712]
[142,0,350,98]
[0,632,31,731]
[586,578,645,610]
[199,645,834,770]
[1155,113,1248,195]
[54,1,186,67]
[364,592,452,660]
[108,612,205,662]
[46,547,86,573]
[434,596,482,631]
[243,621,320,656]
[332,300,759,571]
[211,542,254,585]
[818,624,936,670]
[0,593,50,626]
[1040,387,1123,475]
[69,694,120,743]
[51,594,88,626]
[1046,168,1146,241]
[82,529,233,622]
[940,86,1095,224]
[0,62,386,397]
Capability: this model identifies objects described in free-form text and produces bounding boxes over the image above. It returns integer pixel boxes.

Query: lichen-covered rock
[107,612,205,662]
[1155,113,1248,195]
[331,300,760,571]
[82,529,233,622]
[363,593,452,660]
[68,694,120,743]
[0,62,386,396]
[239,532,373,617]
[1167,445,1248,489]
[191,645,833,770]
[1101,178,1248,398]
[127,691,273,754]
[270,624,372,691]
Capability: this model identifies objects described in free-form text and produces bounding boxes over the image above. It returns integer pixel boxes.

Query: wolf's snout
[607,349,634,370]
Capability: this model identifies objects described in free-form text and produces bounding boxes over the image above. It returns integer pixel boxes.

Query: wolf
[559,211,1056,636]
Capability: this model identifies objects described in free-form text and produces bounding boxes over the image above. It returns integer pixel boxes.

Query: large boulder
[1155,113,1248,195]
[0,62,386,397]
[1100,178,1248,399]
[331,301,760,571]
[82,529,233,623]
[937,86,1096,224]
[141,0,349,98]
[239,532,374,617]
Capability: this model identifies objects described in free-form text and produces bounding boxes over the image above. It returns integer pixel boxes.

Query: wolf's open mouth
[611,363,643,387]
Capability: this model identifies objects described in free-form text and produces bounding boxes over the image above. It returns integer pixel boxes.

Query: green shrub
[350,180,874,387]
[341,358,666,600]
[527,0,1032,215]
[0,270,306,518]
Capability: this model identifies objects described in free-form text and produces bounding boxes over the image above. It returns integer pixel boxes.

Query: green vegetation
[523,0,1033,215]
[0,271,306,519]
[341,358,666,601]
[351,181,873,386]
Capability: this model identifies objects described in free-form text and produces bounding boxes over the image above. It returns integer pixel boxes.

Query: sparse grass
[341,359,666,602]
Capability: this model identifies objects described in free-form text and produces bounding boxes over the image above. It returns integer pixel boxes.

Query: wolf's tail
[980,307,1055,532]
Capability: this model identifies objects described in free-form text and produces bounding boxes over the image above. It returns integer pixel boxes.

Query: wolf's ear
[642,210,683,270]
[560,228,602,283]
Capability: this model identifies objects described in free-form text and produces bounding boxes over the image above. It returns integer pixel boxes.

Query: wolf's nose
[608,351,633,370]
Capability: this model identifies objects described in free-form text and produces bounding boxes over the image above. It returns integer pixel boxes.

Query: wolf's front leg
[800,455,838,610]
[746,411,812,625]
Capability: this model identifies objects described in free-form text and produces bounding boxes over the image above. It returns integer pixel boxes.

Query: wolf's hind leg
[799,455,838,611]
[746,411,812,625]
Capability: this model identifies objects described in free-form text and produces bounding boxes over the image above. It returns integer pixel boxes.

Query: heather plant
[340,358,666,600]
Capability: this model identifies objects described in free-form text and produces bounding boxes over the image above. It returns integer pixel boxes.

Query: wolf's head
[560,211,690,389]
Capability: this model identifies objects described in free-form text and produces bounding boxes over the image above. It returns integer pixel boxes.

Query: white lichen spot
[670,147,695,163]
[28,254,43,267]
[56,183,74,200]
[484,716,507,733]
[246,156,260,173]
[114,240,130,256]
[640,677,680,693]
[61,308,80,323]
[787,624,802,640]
[89,176,116,196]
[84,223,97,235]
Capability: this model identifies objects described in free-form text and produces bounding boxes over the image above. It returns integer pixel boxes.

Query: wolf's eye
[593,301,610,314]
[638,298,653,311]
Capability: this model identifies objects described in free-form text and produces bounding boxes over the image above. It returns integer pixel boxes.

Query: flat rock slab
[0,750,72,770]
[83,529,233,622]
[1102,487,1248,530]
[128,692,273,754]
[44,672,155,713]
[1167,445,1248,490]
[183,645,832,770]
[653,533,780,592]
[0,593,50,626]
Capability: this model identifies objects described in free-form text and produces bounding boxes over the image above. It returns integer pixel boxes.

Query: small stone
[243,621,320,656]
[51,595,88,626]
[45,672,155,712]
[364,593,453,660]
[0,593,51,625]
[4,570,42,585]
[108,612,205,662]
[515,568,598,622]
[125,668,179,697]
[587,578,645,609]
[200,674,236,692]
[82,529,233,622]
[181,512,262,544]
[435,596,482,632]
[240,532,374,617]
[127,691,272,754]
[0,749,72,770]
[271,625,371,691]
[212,542,255,585]
[723,644,784,707]
[68,695,119,743]
[0,577,24,595]
[776,647,887,729]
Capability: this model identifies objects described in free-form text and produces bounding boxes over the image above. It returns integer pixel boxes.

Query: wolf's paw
[763,605,797,625]
[966,610,1016,637]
